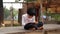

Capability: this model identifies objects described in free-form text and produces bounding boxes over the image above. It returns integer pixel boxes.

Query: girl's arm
[33,16,38,24]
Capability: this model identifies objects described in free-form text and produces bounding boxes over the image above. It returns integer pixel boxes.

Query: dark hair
[27,8,36,16]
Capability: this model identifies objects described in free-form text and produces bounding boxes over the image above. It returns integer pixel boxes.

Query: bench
[43,24,60,34]
[0,24,60,34]
[7,24,60,34]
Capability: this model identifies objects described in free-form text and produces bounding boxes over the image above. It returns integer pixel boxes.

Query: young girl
[22,8,43,30]
[22,8,36,26]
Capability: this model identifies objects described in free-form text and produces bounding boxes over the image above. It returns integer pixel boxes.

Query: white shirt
[22,14,35,26]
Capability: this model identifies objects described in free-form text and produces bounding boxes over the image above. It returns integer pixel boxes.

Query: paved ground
[0,24,60,34]
[0,26,24,34]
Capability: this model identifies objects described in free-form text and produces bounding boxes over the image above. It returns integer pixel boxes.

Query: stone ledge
[7,30,43,34]
[0,24,60,34]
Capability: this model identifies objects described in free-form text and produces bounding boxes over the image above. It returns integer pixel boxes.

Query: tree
[0,0,4,27]
[13,8,18,20]
[13,8,18,17]
[18,9,22,26]
[4,7,10,19]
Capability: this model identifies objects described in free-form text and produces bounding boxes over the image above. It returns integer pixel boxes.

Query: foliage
[13,8,18,17]
[48,13,60,21]
[4,7,18,20]
[4,7,10,19]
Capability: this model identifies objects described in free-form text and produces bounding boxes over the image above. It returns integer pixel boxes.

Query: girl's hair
[27,8,36,16]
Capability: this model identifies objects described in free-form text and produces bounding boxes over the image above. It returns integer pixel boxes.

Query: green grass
[47,13,60,21]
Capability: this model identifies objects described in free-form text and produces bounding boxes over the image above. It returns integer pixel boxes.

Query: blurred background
[1,0,60,26]
[0,0,60,34]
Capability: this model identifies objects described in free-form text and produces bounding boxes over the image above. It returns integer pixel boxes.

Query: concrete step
[7,31,43,34]
[0,24,60,34]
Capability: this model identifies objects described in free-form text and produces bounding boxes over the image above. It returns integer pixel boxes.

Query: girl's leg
[24,23,36,30]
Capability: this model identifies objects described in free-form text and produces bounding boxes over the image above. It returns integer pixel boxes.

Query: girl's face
[28,15,33,18]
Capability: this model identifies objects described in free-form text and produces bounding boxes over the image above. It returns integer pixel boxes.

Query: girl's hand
[35,21,38,24]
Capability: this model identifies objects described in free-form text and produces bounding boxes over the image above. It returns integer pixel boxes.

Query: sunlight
[3,3,23,10]
[3,0,15,2]
[3,0,24,2]
[12,3,23,9]
[3,0,23,10]
[3,3,12,10]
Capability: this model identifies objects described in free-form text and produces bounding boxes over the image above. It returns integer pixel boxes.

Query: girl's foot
[38,26,43,30]
[29,28,36,30]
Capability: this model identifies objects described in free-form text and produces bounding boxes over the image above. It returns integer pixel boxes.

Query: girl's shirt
[22,14,35,26]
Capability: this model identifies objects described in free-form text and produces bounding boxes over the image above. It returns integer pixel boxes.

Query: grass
[48,13,60,21]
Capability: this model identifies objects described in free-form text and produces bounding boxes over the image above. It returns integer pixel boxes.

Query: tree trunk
[18,9,22,26]
[10,6,14,26]
[0,0,4,27]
